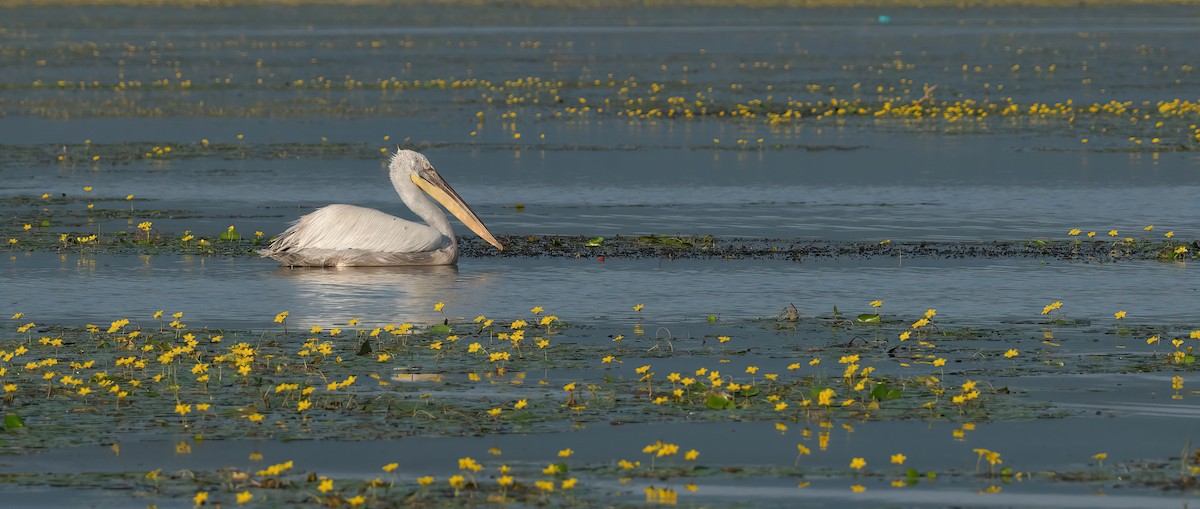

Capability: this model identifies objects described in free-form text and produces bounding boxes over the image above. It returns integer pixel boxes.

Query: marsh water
[3,4,1200,507]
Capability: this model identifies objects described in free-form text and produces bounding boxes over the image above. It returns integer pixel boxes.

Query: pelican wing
[267,204,449,254]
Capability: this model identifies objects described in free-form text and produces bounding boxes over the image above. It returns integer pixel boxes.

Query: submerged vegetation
[4,294,1200,506]
[2,2,1199,153]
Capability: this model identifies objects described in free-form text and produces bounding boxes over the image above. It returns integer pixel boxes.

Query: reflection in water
[268,264,493,324]
[390,372,444,383]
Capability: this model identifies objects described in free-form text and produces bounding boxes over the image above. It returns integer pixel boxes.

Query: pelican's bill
[410,169,504,251]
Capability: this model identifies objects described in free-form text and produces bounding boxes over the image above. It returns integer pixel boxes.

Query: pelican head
[389,149,504,251]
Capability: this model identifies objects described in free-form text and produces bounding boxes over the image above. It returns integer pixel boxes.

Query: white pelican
[260,149,503,267]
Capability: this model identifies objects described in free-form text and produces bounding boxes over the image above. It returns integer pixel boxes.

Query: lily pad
[4,414,25,431]
[705,393,735,410]
[856,313,881,323]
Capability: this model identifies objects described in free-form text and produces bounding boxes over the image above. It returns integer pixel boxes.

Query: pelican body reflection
[270,264,491,325]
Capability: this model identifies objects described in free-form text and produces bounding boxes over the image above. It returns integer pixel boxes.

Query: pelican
[260,149,503,267]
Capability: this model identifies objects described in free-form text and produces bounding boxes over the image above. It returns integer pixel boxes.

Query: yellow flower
[417,476,435,486]
[193,491,208,507]
[869,300,883,307]
[818,388,835,406]
[1087,231,1096,238]
[458,457,483,472]
[298,400,312,412]
[514,399,528,409]
[899,331,911,341]
[1041,301,1063,315]
[563,382,576,391]
[633,304,645,312]
[317,478,333,493]
[382,463,398,473]
[851,485,866,492]
[1166,231,1175,238]
[850,457,866,470]
[1003,349,1018,359]
[236,491,253,504]
[434,301,445,312]
[531,306,544,314]
[718,335,731,343]
[797,444,811,456]
[685,449,699,461]
[1068,228,1081,236]
[562,478,578,489]
[1092,452,1108,461]
[891,453,906,465]
[1114,310,1127,319]
[488,407,502,416]
[558,448,573,458]
[346,495,366,507]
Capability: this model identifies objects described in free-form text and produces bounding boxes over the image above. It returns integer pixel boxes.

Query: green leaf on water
[870,383,902,401]
[4,413,25,430]
[508,411,535,422]
[584,237,604,247]
[430,324,452,334]
[1183,355,1196,365]
[705,393,735,410]
[856,313,880,323]
[39,219,51,227]
[706,315,718,322]
[219,228,241,241]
